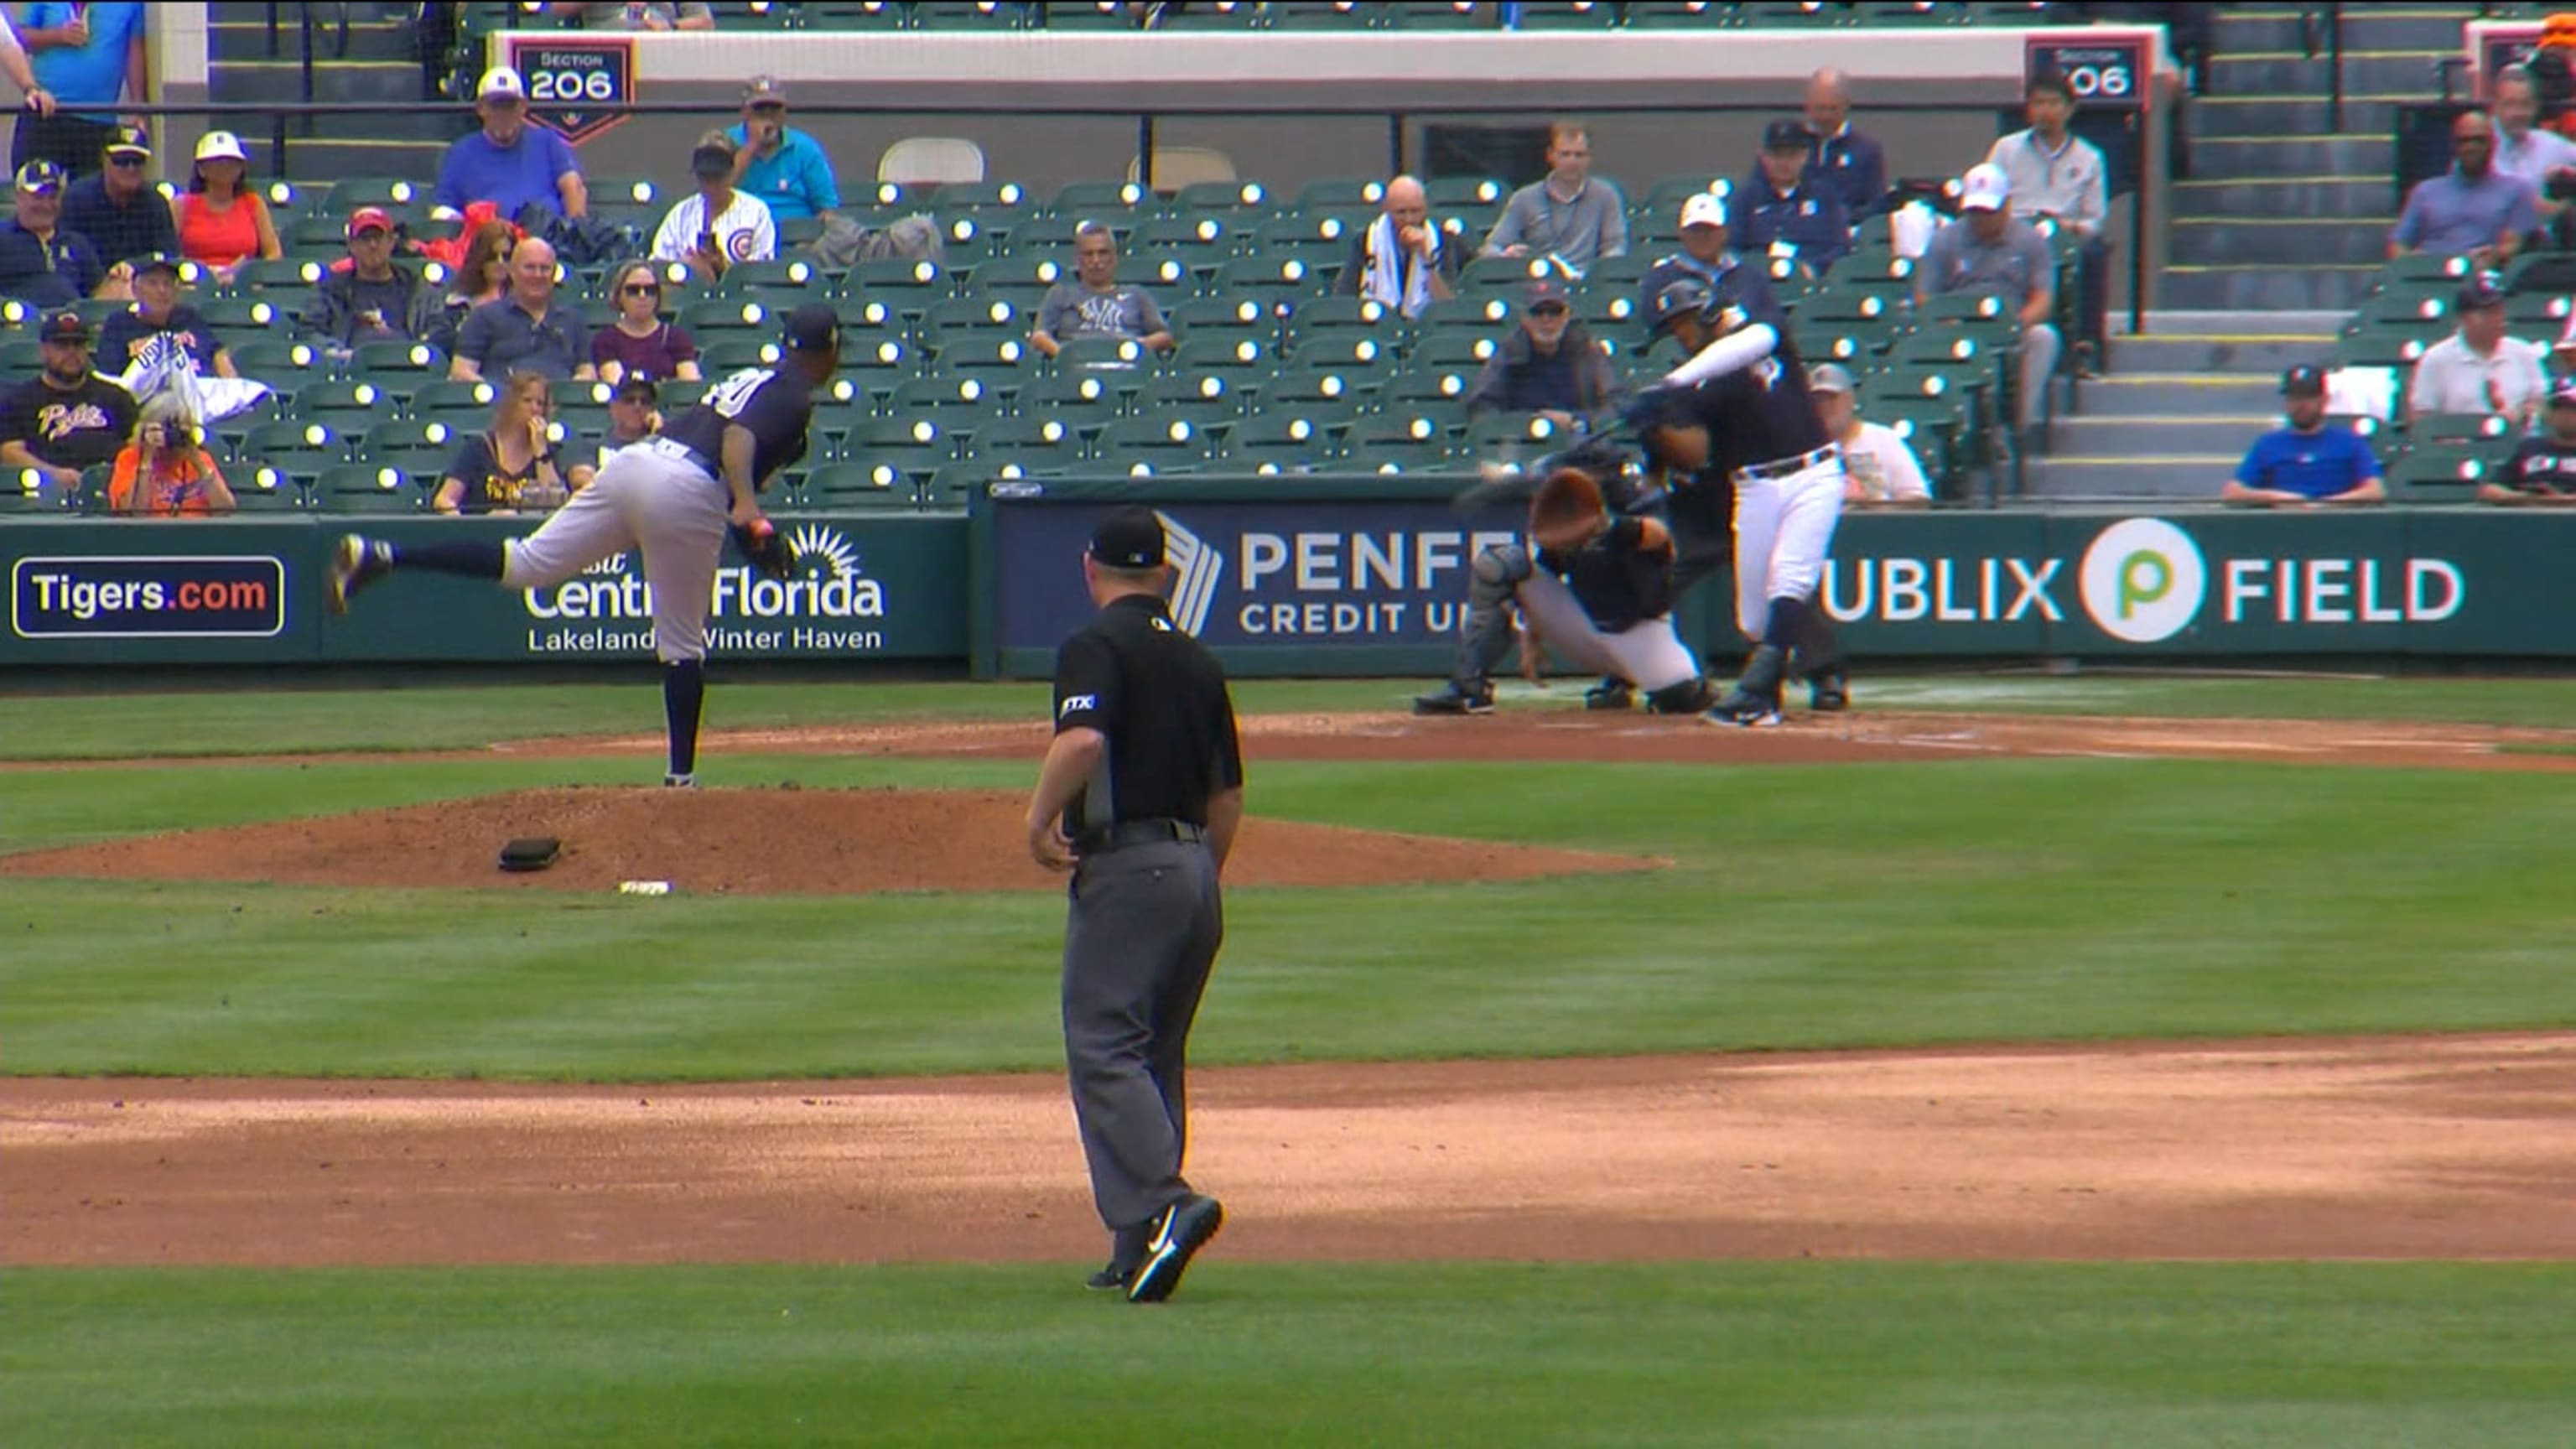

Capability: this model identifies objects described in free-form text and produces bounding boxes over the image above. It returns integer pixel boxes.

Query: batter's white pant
[1733,453,1848,641]
[501,439,730,663]
[1513,573,1700,693]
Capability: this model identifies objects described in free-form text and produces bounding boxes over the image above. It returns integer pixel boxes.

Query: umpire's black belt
[1075,818,1208,855]
[1737,442,1840,483]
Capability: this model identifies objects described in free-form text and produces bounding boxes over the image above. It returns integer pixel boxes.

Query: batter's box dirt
[0,787,1664,896]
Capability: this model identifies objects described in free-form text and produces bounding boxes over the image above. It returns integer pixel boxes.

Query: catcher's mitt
[1528,467,1607,553]
[733,517,794,581]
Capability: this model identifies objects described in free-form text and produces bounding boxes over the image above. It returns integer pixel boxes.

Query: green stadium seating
[310,463,422,513]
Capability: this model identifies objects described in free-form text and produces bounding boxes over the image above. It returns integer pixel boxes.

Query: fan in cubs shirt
[651,133,776,283]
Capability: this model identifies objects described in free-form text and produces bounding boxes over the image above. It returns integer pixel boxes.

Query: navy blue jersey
[1678,330,1828,480]
[1539,516,1675,631]
[661,366,814,492]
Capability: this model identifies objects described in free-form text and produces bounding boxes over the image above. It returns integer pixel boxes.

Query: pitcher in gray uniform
[1024,506,1243,1305]
[327,303,841,786]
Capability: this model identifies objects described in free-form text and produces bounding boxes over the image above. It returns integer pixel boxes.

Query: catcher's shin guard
[1452,543,1535,686]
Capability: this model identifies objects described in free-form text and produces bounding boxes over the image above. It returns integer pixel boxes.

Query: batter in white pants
[1732,446,1847,641]
[1512,572,1701,693]
[504,437,731,664]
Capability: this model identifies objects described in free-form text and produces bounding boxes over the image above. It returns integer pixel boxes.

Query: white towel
[1362,212,1440,319]
[117,334,272,423]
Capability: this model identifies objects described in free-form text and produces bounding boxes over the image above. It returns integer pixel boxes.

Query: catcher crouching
[1413,465,1715,717]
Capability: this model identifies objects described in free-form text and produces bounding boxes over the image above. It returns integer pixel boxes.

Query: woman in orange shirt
[108,392,238,517]
[169,131,283,284]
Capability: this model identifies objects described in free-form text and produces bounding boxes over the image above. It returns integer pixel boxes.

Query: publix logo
[2079,518,2205,643]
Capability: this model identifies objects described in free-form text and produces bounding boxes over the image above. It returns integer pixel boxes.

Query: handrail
[2324,3,2345,133]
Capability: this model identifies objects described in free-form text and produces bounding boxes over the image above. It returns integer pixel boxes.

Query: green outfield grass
[1,672,2573,761]
[6,750,2572,1079]
[9,1264,2574,1448]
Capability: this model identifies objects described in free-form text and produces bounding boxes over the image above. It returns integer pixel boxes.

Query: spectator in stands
[0,13,60,121]
[170,131,283,284]
[1739,118,1850,276]
[98,255,239,379]
[1028,222,1175,358]
[2481,377,2576,505]
[449,236,594,382]
[1988,67,2111,377]
[2490,65,2576,231]
[2391,112,2539,268]
[1918,164,2059,433]
[1462,278,1622,431]
[60,124,178,268]
[8,1,143,179]
[303,206,444,351]
[552,1,716,28]
[1337,174,1457,319]
[435,218,518,352]
[726,75,841,227]
[106,389,235,517]
[2407,273,2546,431]
[570,375,664,488]
[0,310,138,488]
[434,371,573,516]
[591,257,703,384]
[2,158,127,308]
[2223,366,2385,508]
[1809,362,1929,507]
[1481,119,1628,275]
[1799,67,1888,222]
[651,132,776,283]
[437,67,589,225]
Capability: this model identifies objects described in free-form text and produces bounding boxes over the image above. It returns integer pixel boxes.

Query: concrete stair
[2033,311,2343,500]
[2162,5,2480,314]
[208,0,460,185]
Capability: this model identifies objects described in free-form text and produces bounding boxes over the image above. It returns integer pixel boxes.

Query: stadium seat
[310,463,423,513]
[802,460,921,510]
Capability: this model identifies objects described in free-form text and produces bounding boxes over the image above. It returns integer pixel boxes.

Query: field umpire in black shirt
[1025,504,1244,1304]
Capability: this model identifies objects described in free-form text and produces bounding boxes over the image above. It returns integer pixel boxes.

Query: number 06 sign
[504,37,636,145]
[2024,34,2152,112]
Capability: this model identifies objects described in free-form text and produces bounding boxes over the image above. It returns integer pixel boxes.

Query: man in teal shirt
[724,75,840,226]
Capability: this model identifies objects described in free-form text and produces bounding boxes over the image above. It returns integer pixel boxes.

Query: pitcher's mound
[0,787,1660,896]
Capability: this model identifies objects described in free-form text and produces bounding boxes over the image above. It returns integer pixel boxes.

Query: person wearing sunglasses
[590,258,702,386]
[1462,278,1623,435]
[59,123,175,267]
[302,205,442,351]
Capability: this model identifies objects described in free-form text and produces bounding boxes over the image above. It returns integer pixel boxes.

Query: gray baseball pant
[501,439,730,663]
[1062,839,1224,1241]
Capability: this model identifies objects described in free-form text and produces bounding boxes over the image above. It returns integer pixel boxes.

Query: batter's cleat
[1809,671,1850,714]
[1583,677,1634,711]
[1412,679,1495,716]
[1127,1193,1223,1304]
[1706,690,1784,728]
[663,772,698,789]
[326,534,391,615]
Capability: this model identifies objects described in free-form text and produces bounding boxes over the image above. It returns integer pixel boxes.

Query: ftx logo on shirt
[1060,694,1096,718]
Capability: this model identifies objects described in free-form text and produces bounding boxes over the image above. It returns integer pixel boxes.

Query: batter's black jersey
[1679,330,1829,480]
[1540,517,1676,631]
[660,366,815,492]
[1052,594,1244,836]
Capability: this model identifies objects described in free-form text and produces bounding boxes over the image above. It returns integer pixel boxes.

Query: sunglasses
[621,283,661,297]
[1528,303,1570,317]
[107,153,148,169]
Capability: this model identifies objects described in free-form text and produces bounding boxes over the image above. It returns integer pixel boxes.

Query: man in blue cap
[1738,117,1851,275]
[330,303,842,787]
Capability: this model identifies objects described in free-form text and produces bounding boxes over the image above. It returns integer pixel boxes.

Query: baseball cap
[39,309,91,345]
[1639,259,1718,340]
[195,131,247,164]
[104,125,152,159]
[13,158,65,194]
[2550,377,2576,409]
[782,302,841,354]
[346,205,395,238]
[1809,361,1857,394]
[691,141,736,179]
[478,66,526,101]
[1679,191,1728,231]
[2280,364,2328,397]
[136,253,184,278]
[2457,273,2506,310]
[1524,278,1570,311]
[743,75,787,106]
[1089,506,1167,570]
[1959,162,2011,212]
[1763,117,1809,152]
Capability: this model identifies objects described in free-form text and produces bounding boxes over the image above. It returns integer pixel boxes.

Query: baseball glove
[1528,467,1607,553]
[733,518,794,581]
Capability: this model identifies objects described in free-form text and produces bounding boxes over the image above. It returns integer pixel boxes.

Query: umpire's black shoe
[1127,1193,1223,1304]
[1086,1260,1135,1292]
[1810,671,1850,714]
[1583,677,1633,710]
[1412,679,1494,716]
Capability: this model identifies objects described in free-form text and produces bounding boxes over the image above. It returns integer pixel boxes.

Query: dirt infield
[8,1035,2572,1267]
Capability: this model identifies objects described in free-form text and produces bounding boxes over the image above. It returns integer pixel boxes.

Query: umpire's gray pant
[1062,839,1224,1238]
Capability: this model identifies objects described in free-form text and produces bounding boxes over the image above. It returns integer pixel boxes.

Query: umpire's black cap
[1638,259,1718,341]
[1089,506,1166,569]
